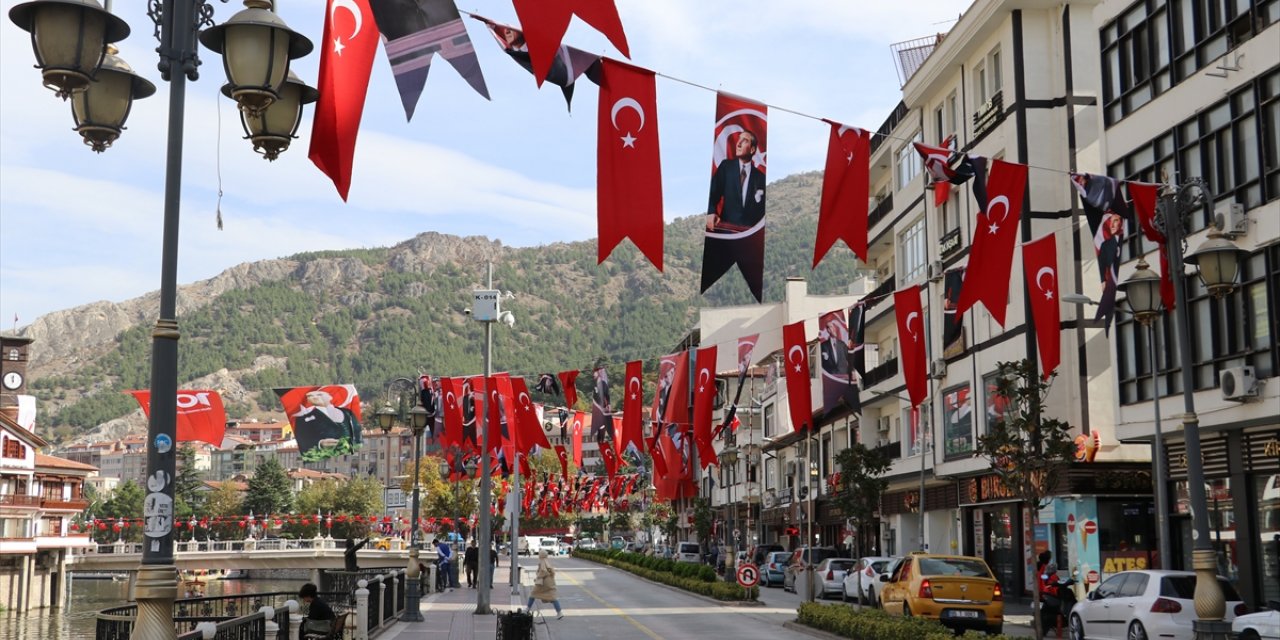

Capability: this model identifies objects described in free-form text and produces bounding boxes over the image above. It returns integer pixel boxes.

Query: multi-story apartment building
[1098,0,1280,608]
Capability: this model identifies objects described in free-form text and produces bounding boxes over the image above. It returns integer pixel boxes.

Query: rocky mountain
[19,171,867,445]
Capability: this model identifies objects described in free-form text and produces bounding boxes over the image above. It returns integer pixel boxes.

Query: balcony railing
[867,193,896,231]
[862,358,899,389]
[870,100,909,155]
[0,494,41,507]
[43,498,90,510]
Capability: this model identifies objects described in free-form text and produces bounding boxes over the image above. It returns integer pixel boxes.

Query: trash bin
[496,610,534,640]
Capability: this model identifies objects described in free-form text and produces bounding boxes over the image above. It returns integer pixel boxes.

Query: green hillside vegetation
[33,172,869,441]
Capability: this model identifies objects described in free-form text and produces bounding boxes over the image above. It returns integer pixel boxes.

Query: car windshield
[679,543,699,553]
[808,548,837,563]
[871,560,889,573]
[917,557,992,578]
[1160,576,1242,601]
[830,560,855,571]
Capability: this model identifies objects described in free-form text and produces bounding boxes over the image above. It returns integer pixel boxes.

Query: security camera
[499,311,515,328]
[463,308,472,316]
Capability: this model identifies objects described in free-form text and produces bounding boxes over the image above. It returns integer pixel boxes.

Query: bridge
[69,537,439,572]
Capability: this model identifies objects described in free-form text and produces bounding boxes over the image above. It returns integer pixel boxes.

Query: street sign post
[736,563,759,588]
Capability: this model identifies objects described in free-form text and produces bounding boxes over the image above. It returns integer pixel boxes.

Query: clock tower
[0,334,33,422]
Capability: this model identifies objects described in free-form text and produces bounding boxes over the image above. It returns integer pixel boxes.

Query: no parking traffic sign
[736,563,760,588]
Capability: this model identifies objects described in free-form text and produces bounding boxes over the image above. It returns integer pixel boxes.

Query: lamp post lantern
[376,377,433,621]
[8,1,312,636]
[1117,179,1247,639]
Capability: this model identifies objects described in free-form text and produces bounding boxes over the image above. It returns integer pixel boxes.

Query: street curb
[573,556,766,607]
[782,621,845,640]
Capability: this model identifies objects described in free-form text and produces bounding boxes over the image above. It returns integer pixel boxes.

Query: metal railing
[175,612,266,640]
[0,494,41,507]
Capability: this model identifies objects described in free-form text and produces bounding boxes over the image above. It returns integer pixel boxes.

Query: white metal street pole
[510,451,522,595]
[476,263,494,615]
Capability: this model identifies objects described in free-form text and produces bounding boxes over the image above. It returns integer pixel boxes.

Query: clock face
[2,371,22,390]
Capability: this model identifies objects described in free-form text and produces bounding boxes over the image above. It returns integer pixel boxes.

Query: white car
[815,557,856,599]
[841,556,898,606]
[1069,570,1248,640]
[1233,606,1280,640]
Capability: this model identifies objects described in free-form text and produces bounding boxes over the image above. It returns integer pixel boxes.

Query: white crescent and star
[1036,266,1057,300]
[518,392,531,409]
[445,391,456,408]
[329,0,363,56]
[987,195,1011,234]
[788,345,805,373]
[628,376,641,401]
[906,311,921,342]
[697,369,710,393]
[611,97,645,149]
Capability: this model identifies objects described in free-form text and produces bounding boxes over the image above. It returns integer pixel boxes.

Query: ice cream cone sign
[1074,432,1101,462]
[1081,519,1097,551]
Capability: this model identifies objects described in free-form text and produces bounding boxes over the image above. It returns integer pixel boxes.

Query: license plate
[951,610,980,619]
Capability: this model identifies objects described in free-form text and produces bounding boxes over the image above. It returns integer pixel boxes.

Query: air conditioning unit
[929,358,947,379]
[878,416,892,434]
[876,437,890,448]
[927,260,945,282]
[1213,202,1247,237]
[1221,366,1259,401]
[786,460,798,476]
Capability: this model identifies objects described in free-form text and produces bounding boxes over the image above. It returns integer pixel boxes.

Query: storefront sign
[1264,438,1280,458]
[904,491,920,514]
[1102,554,1150,573]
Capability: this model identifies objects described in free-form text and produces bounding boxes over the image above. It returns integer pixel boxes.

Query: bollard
[194,621,217,640]
[260,606,278,636]
[427,564,437,594]
[355,580,370,640]
[378,576,388,629]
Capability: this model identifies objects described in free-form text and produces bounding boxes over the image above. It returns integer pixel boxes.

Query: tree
[404,455,477,538]
[832,440,890,601]
[98,480,145,543]
[975,359,1076,640]
[243,457,293,517]
[692,496,713,548]
[174,444,204,519]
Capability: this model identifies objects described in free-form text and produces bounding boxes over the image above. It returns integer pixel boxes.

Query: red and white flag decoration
[597,58,663,270]
[1128,181,1176,312]
[692,345,718,469]
[511,0,630,86]
[558,370,580,408]
[1023,233,1062,379]
[814,121,871,266]
[309,0,378,201]
[894,285,928,407]
[129,390,227,445]
[570,410,586,467]
[621,360,644,453]
[955,159,1028,327]
[512,377,551,453]
[554,444,570,480]
[781,321,813,432]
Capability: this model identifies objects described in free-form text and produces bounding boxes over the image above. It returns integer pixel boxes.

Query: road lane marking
[559,570,665,640]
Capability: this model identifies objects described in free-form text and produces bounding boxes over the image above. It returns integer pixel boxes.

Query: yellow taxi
[879,552,1004,635]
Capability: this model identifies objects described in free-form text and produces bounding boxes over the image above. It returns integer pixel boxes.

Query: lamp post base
[403,548,424,622]
[132,564,179,640]
[1192,621,1233,640]
[1191,548,1226,621]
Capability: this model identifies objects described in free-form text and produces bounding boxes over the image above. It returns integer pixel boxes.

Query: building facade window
[899,217,928,283]
[1102,0,1278,124]
[897,132,924,189]
[942,385,975,458]
[763,402,776,438]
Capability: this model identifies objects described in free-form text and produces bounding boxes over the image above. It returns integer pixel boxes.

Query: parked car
[675,541,701,563]
[763,551,790,588]
[575,538,599,550]
[841,556,898,606]
[1069,570,1247,640]
[783,546,839,592]
[1233,603,1280,640]
[880,552,1004,635]
[815,557,856,599]
[750,543,784,566]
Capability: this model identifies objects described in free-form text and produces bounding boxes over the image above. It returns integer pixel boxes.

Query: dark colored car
[750,544,784,566]
[783,546,840,592]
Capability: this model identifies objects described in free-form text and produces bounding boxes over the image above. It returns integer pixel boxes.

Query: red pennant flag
[781,321,813,432]
[558,370,580,408]
[1023,233,1062,379]
[309,0,378,201]
[601,441,619,480]
[571,410,586,467]
[441,377,464,450]
[554,444,570,480]
[597,59,663,270]
[648,433,667,477]
[1128,181,1176,312]
[621,360,644,452]
[486,374,513,457]
[653,351,689,429]
[511,0,630,86]
[512,377,551,454]
[693,345,718,468]
[129,390,227,445]
[894,285,928,407]
[815,122,871,266]
[955,159,1027,327]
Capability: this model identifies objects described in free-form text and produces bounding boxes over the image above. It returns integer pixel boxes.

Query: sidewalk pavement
[378,562,523,640]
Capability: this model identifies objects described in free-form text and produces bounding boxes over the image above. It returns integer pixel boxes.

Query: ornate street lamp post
[8,4,311,635]
[376,378,432,623]
[1118,179,1248,640]
[719,443,739,576]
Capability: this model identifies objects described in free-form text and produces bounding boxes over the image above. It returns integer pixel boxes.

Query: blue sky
[0,0,968,324]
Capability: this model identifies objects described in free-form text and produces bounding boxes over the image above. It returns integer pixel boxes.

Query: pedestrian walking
[490,543,499,588]
[435,538,453,592]
[464,540,479,588]
[526,550,563,619]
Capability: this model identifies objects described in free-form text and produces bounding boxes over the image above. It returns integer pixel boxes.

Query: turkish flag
[129,390,227,445]
[692,345,718,469]
[554,444,570,479]
[571,410,586,467]
[309,0,378,201]
[653,351,689,429]
[648,433,667,477]
[621,360,644,452]
[1023,232,1062,379]
[815,121,871,266]
[440,377,464,450]
[895,285,928,407]
[558,370,579,408]
[597,58,662,270]
[486,373,515,457]
[955,159,1027,327]
[512,377,551,453]
[781,321,813,432]
[1128,181,1176,312]
[511,0,629,86]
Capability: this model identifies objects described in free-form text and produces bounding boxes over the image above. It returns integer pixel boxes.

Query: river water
[0,576,310,640]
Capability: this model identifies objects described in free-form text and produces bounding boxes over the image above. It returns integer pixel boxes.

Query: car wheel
[1239,630,1260,640]
[867,588,876,608]
[986,625,1002,636]
[1127,621,1148,640]
[841,588,849,603]
[903,604,912,618]
[1069,614,1086,640]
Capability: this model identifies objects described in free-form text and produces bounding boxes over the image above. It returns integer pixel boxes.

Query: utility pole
[475,263,494,615]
